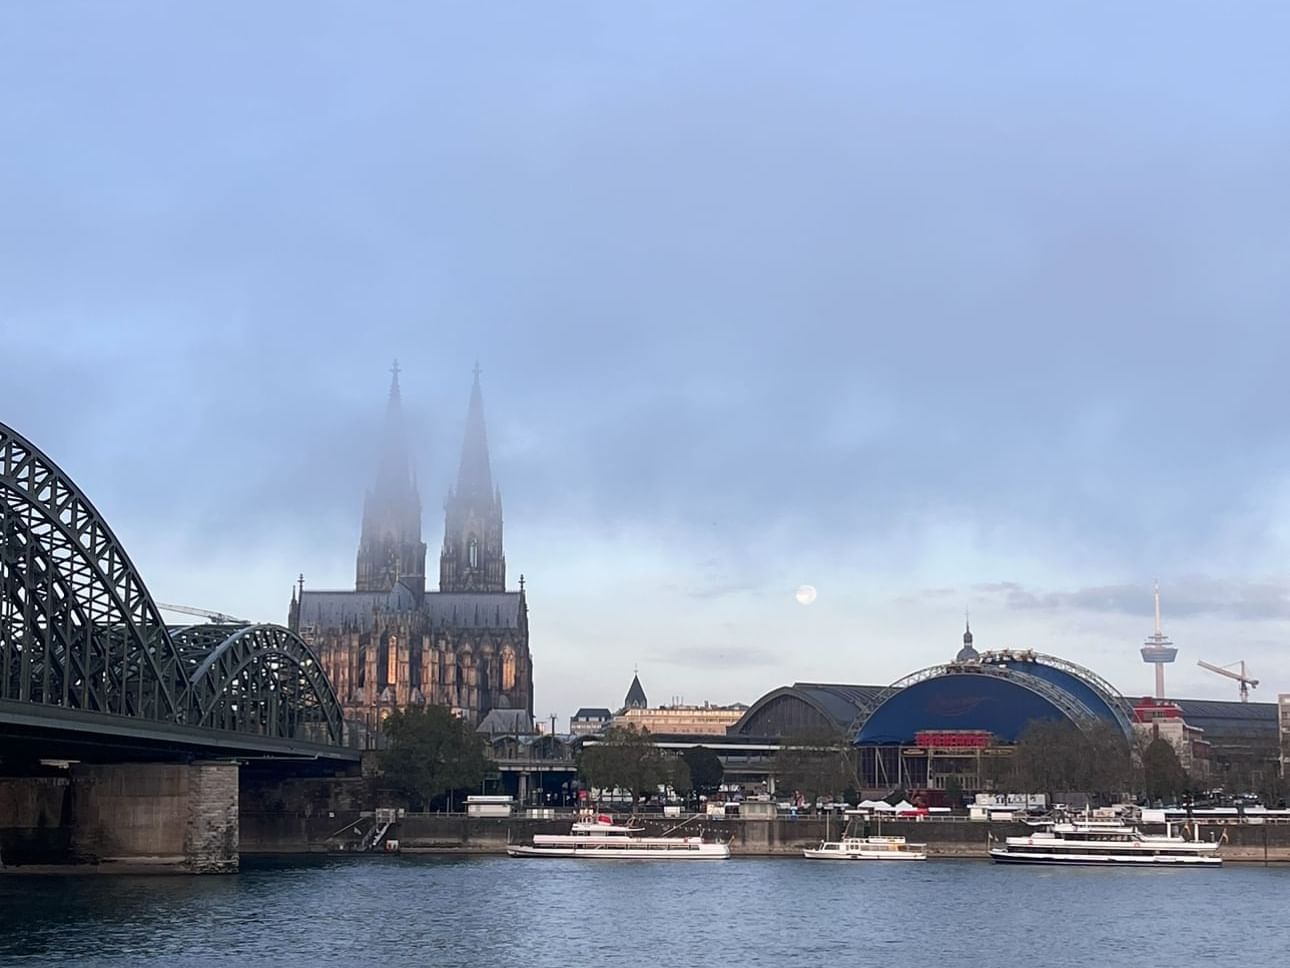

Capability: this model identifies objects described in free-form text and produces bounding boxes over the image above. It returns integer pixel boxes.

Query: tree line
[375,711,727,812]
[374,704,1280,813]
[577,725,724,809]
[1000,719,1285,806]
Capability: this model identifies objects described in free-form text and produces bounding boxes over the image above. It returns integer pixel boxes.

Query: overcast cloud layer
[3,2,1289,720]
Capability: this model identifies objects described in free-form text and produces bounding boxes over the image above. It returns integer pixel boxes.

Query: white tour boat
[988,817,1221,866]
[803,835,928,861]
[507,815,731,860]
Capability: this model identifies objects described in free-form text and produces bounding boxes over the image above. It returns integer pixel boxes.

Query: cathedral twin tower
[291,366,532,735]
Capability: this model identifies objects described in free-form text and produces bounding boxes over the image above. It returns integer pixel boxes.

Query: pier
[236,808,1290,863]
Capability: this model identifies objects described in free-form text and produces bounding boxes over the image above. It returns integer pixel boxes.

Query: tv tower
[1140,581,1178,699]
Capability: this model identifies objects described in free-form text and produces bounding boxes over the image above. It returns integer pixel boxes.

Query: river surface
[2,855,1287,966]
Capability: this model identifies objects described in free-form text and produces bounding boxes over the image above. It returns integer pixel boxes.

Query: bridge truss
[0,421,344,750]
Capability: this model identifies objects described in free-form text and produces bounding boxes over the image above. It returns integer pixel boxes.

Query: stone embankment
[2,765,240,873]
[240,812,1290,862]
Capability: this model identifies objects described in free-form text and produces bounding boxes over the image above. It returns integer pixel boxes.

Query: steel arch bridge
[0,420,348,758]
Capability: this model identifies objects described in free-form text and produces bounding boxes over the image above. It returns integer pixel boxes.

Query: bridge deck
[0,699,360,764]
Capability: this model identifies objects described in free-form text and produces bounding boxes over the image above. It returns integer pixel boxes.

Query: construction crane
[156,602,251,625]
[1196,659,1259,702]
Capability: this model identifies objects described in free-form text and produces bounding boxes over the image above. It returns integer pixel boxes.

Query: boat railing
[658,811,721,839]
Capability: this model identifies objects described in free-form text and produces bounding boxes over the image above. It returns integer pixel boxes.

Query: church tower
[956,613,979,662]
[356,362,427,595]
[624,672,648,710]
[440,367,507,592]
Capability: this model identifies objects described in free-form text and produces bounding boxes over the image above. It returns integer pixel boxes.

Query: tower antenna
[1140,581,1178,699]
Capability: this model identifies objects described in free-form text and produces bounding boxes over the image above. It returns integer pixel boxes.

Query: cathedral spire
[440,365,506,592]
[357,362,426,594]
[455,362,495,502]
[377,360,408,484]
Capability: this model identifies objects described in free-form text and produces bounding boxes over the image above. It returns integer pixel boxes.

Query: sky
[3,2,1290,721]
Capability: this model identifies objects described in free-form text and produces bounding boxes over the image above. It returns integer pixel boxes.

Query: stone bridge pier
[68,762,239,873]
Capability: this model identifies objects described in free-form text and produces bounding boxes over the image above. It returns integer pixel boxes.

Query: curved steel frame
[177,624,343,744]
[729,685,849,736]
[1,421,186,718]
[1,421,344,747]
[850,662,1102,741]
[976,649,1135,738]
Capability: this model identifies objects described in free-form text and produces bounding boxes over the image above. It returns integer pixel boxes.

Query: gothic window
[468,536,479,569]
[457,652,474,709]
[502,648,517,691]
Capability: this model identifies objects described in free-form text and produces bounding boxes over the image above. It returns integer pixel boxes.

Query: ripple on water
[0,856,1287,967]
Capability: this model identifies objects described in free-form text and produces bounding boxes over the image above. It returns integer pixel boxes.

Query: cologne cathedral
[289,366,532,736]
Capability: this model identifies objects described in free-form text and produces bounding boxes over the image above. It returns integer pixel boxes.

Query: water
[1,856,1287,967]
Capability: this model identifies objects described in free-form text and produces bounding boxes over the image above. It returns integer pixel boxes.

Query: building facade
[570,708,613,737]
[1131,697,1210,778]
[1280,694,1290,779]
[614,704,747,736]
[608,673,747,736]
[290,366,532,737]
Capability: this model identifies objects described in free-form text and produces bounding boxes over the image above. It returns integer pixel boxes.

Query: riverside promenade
[240,812,1290,862]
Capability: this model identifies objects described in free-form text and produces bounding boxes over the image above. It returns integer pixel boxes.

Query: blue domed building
[728,622,1278,797]
[852,627,1133,790]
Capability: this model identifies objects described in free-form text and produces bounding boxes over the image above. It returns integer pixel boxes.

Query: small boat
[803,835,927,861]
[988,817,1222,866]
[507,814,730,860]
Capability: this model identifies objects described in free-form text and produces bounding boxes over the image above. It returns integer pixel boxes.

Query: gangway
[361,808,400,851]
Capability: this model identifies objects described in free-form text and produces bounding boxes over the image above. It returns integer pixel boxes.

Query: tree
[1009,719,1132,804]
[681,746,724,797]
[1076,720,1133,799]
[380,705,492,811]
[772,730,857,808]
[1141,738,1189,803]
[577,724,665,811]
[1210,744,1283,804]
[668,756,693,802]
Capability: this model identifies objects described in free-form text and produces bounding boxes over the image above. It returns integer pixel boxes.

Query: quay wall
[3,765,240,872]
[241,813,1290,862]
[0,777,73,864]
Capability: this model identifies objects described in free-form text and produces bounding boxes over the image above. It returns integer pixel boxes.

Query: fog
[3,2,1289,718]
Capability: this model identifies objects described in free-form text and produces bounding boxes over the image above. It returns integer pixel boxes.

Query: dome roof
[855,651,1132,745]
[730,682,888,737]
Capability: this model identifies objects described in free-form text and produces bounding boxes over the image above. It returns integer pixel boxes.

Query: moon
[795,584,818,606]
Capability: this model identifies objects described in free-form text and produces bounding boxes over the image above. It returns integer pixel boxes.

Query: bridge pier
[70,762,239,873]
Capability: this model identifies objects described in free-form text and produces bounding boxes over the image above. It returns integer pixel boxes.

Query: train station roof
[729,682,888,738]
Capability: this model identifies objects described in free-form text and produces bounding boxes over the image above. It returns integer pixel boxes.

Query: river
[2,855,1286,966]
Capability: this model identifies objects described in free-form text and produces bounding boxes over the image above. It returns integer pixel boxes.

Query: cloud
[977,578,1290,623]
[646,645,780,671]
[5,3,1290,717]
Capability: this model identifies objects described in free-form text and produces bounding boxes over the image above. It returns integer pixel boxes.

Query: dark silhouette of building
[290,365,532,736]
[623,672,648,710]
